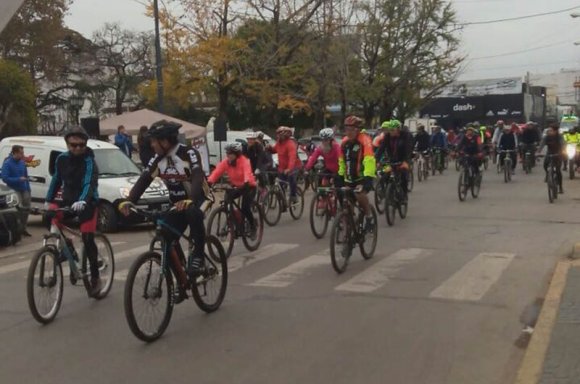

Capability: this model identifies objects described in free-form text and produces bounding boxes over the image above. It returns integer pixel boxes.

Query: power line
[469,40,575,60]
[457,4,580,26]
[467,59,580,72]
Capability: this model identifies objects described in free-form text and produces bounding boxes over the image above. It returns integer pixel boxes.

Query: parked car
[0,184,22,246]
[0,136,170,233]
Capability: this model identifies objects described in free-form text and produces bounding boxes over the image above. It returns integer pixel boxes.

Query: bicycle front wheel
[263,190,282,226]
[374,178,387,214]
[547,167,555,203]
[309,192,330,239]
[27,247,63,324]
[359,206,378,260]
[458,171,468,202]
[191,235,228,313]
[124,252,173,342]
[417,162,423,182]
[407,168,414,192]
[385,183,396,226]
[330,212,352,274]
[92,234,115,300]
[207,206,234,258]
[241,203,264,251]
[289,187,305,220]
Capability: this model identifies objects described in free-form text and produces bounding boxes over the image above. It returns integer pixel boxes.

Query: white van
[206,131,274,168]
[0,136,170,232]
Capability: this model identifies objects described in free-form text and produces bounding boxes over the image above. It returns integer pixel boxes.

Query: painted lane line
[429,252,515,302]
[250,254,328,287]
[228,243,299,273]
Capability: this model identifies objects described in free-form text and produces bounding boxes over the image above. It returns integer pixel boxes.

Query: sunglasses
[68,142,86,148]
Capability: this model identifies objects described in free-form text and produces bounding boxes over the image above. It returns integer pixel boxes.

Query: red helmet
[276,126,293,139]
[344,115,363,128]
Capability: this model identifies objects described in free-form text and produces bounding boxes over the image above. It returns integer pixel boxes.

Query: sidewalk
[0,216,45,260]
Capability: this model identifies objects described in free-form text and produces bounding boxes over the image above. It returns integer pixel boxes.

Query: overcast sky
[64,0,580,81]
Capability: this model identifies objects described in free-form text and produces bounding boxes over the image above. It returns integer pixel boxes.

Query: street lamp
[68,94,84,125]
[571,12,580,18]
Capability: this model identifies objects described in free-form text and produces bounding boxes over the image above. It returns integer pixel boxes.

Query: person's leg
[241,187,256,228]
[556,157,563,192]
[19,190,31,234]
[510,151,517,170]
[79,206,101,295]
[499,152,506,168]
[289,172,298,199]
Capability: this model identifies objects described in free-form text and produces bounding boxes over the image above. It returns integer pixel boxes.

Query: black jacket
[246,142,270,172]
[376,131,413,163]
[46,148,99,205]
[414,132,431,152]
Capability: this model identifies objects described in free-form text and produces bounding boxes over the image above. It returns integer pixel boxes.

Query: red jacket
[208,155,256,187]
[271,139,300,172]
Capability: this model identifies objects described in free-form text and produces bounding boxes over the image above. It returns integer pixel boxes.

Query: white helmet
[247,131,260,139]
[225,142,243,154]
[319,128,335,140]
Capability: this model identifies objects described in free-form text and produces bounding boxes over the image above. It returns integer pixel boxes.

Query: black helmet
[64,126,89,141]
[148,120,182,139]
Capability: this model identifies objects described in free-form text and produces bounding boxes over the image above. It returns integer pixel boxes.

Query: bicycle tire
[330,212,352,274]
[483,157,489,170]
[27,247,63,324]
[289,187,305,220]
[359,205,378,260]
[504,160,510,183]
[471,173,481,198]
[570,160,575,180]
[92,234,115,300]
[398,191,408,219]
[417,162,423,182]
[455,159,460,171]
[548,167,555,203]
[458,171,467,202]
[191,235,228,313]
[374,178,387,214]
[241,203,264,251]
[385,183,396,226]
[207,206,235,258]
[263,189,282,226]
[124,251,173,342]
[408,168,414,192]
[309,192,330,239]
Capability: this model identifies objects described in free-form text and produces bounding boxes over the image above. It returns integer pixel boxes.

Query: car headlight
[567,145,576,158]
[6,192,19,208]
[120,187,131,199]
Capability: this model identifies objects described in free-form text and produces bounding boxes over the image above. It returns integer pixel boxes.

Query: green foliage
[0,60,37,138]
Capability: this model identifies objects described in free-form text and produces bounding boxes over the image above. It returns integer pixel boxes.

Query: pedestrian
[114,125,133,157]
[137,125,154,166]
[1,145,31,236]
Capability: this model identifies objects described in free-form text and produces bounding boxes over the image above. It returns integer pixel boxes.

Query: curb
[514,250,580,384]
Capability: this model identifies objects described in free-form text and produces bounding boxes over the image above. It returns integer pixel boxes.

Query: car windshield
[93,149,141,178]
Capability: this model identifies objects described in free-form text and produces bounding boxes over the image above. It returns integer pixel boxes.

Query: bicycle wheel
[458,172,467,202]
[241,203,264,251]
[398,189,408,219]
[417,162,423,182]
[432,156,437,176]
[27,247,63,324]
[91,234,115,300]
[385,183,396,226]
[483,156,489,170]
[309,192,330,239]
[359,206,378,260]
[547,167,555,203]
[207,206,235,258]
[191,235,228,313]
[471,172,481,198]
[289,187,305,220]
[504,160,510,183]
[407,168,414,192]
[263,190,282,226]
[330,212,352,274]
[455,158,460,171]
[124,251,173,342]
[570,160,575,180]
[374,178,387,214]
[444,155,449,170]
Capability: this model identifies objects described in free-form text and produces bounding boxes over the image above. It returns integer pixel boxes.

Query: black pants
[499,151,517,170]
[226,187,257,227]
[163,204,206,258]
[544,156,563,189]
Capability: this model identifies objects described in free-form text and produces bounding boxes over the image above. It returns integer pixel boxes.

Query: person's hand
[71,201,86,212]
[20,176,27,181]
[254,169,261,176]
[174,200,192,212]
[118,201,133,217]
[400,161,410,171]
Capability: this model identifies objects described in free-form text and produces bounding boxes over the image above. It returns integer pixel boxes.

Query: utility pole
[153,0,164,113]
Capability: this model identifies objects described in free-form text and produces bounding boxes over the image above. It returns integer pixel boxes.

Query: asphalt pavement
[1,163,579,384]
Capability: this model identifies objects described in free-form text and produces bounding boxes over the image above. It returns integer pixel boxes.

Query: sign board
[435,77,523,97]
[574,81,580,88]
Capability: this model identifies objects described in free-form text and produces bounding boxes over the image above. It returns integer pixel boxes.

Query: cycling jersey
[414,132,431,152]
[339,133,376,183]
[375,131,413,164]
[305,141,341,173]
[457,135,482,156]
[271,139,300,172]
[46,148,99,206]
[498,132,518,150]
[564,132,580,144]
[539,134,565,155]
[208,155,257,188]
[430,132,448,149]
[129,143,206,205]
[246,142,270,172]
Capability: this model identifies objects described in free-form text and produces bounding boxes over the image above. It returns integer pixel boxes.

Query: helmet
[497,120,505,126]
[148,120,182,139]
[247,131,260,140]
[225,142,243,154]
[64,126,89,141]
[344,115,363,128]
[465,126,476,133]
[276,126,293,139]
[390,119,402,129]
[319,128,335,140]
[381,120,391,129]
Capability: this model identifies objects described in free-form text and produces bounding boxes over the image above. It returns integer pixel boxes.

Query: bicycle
[458,155,482,202]
[124,206,227,342]
[27,207,115,324]
[522,144,536,174]
[432,147,445,175]
[383,162,409,227]
[374,163,391,215]
[545,154,561,203]
[309,173,339,239]
[261,171,305,226]
[206,186,264,258]
[415,151,430,182]
[498,150,516,183]
[329,186,378,274]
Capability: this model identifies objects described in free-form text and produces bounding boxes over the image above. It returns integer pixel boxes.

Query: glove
[43,202,50,211]
[254,169,261,175]
[71,201,87,212]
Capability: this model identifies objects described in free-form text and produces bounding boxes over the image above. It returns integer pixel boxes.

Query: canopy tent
[0,0,24,33]
[100,109,206,140]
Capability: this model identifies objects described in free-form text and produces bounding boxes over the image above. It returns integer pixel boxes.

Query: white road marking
[250,254,328,287]
[227,243,299,273]
[0,241,126,259]
[429,252,515,301]
[335,248,431,293]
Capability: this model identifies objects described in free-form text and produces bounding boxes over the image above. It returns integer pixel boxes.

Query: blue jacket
[114,133,133,157]
[430,132,448,150]
[1,155,30,192]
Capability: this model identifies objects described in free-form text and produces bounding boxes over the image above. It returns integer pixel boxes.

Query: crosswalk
[0,241,517,303]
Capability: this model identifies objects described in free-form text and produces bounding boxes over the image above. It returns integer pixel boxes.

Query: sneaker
[290,196,299,205]
[248,223,258,240]
[188,256,204,277]
[90,277,102,297]
[173,290,188,304]
[364,216,375,233]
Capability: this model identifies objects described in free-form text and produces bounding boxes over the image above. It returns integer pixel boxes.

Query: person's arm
[362,136,377,178]
[207,160,227,184]
[127,155,159,203]
[46,155,64,202]
[78,155,99,202]
[305,147,322,170]
[375,136,387,162]
[537,137,546,153]
[338,145,346,177]
[186,148,206,205]
[1,161,19,186]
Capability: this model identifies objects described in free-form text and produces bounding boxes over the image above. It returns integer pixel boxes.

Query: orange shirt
[208,155,256,187]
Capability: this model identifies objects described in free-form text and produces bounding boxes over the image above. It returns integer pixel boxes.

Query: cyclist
[538,123,565,194]
[45,126,101,297]
[414,124,431,170]
[118,120,208,278]
[430,125,448,170]
[520,121,540,167]
[246,132,270,186]
[498,124,518,174]
[375,119,412,200]
[304,128,342,185]
[268,126,300,204]
[492,120,505,146]
[338,115,376,231]
[563,126,579,171]
[457,126,484,175]
[208,142,257,235]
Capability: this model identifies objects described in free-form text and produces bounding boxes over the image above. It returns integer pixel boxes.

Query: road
[1,165,578,384]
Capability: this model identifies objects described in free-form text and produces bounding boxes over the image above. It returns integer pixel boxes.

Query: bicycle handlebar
[29,207,74,216]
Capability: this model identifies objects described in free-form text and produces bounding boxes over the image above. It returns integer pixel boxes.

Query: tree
[0,60,37,138]
[92,23,154,115]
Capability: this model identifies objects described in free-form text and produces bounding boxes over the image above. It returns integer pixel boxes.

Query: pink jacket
[305,141,341,173]
[208,155,256,187]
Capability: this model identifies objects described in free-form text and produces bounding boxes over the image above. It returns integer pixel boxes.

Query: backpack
[0,212,22,247]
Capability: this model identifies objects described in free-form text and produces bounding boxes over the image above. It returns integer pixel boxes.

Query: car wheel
[98,202,119,233]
